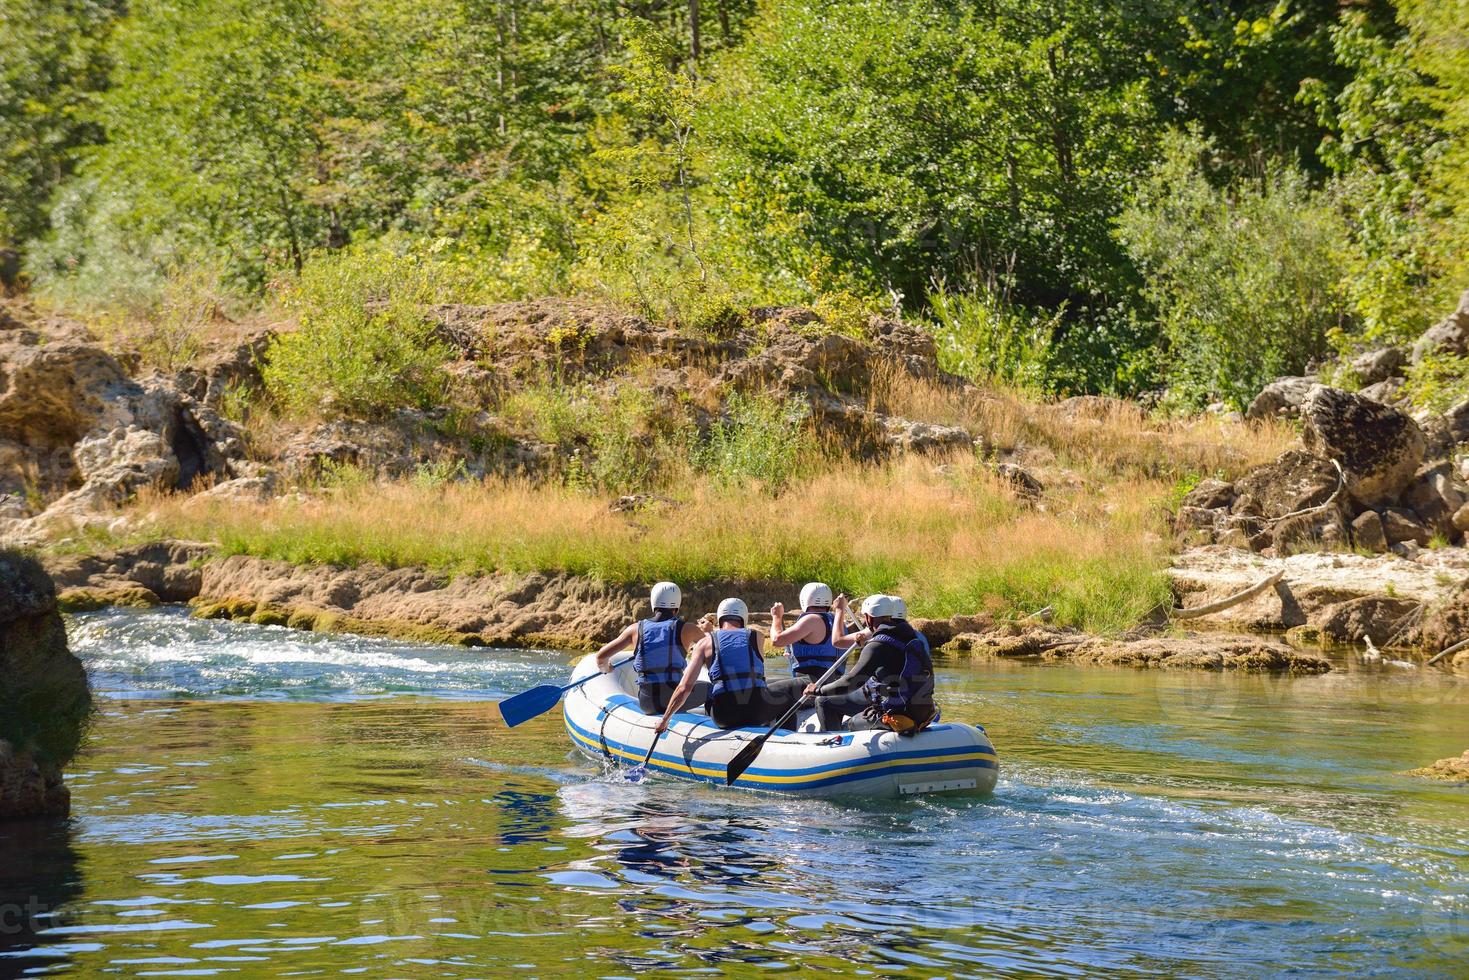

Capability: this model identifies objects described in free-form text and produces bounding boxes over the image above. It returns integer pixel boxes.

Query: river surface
[2,607,1467,978]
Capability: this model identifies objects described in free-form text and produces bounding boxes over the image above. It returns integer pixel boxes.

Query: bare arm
[596,624,639,672]
[831,595,865,650]
[656,638,711,733]
[771,609,821,649]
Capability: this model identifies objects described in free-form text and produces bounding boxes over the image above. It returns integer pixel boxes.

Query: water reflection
[0,820,83,978]
[12,608,1464,976]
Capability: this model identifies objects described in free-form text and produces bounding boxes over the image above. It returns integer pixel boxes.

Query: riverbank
[18,538,1369,676]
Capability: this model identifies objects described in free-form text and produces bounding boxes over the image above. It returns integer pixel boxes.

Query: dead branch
[1172,569,1286,620]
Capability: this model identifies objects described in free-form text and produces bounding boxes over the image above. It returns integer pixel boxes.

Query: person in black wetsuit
[654,597,807,732]
[595,581,709,715]
[802,593,937,733]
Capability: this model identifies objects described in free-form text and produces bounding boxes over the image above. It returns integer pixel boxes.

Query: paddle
[725,603,862,786]
[498,655,633,728]
[625,731,661,783]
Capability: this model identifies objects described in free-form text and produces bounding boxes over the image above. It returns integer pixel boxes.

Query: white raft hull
[563,654,998,798]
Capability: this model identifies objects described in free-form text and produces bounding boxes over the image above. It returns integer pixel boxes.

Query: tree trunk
[689,0,701,59]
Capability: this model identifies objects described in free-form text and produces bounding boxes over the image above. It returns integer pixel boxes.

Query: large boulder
[1410,289,1469,363]
[1349,347,1407,387]
[1357,377,1406,406]
[1401,461,1468,539]
[1183,478,1236,510]
[0,551,92,819]
[1299,385,1424,507]
[1318,595,1421,646]
[1351,510,1388,553]
[1245,376,1315,421]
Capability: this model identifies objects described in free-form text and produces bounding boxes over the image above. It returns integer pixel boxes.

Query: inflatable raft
[563,654,999,798]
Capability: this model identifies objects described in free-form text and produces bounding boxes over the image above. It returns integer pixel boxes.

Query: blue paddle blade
[497,684,565,728]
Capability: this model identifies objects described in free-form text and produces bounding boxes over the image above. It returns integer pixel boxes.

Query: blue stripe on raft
[571,703,995,775]
[566,715,995,792]
[563,710,996,789]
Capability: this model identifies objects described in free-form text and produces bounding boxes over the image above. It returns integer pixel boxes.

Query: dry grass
[123,454,1173,632]
[866,365,1295,482]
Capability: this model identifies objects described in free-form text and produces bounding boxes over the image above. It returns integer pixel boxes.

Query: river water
[2,607,1467,978]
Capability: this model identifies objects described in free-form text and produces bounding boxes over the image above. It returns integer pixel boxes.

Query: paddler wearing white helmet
[803,593,938,734]
[768,582,860,682]
[596,581,710,715]
[655,597,809,733]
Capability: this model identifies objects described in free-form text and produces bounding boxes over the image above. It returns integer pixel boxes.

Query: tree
[0,0,120,253]
[1117,131,1351,409]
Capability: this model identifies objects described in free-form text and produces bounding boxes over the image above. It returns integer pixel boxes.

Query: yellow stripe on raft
[566,723,997,786]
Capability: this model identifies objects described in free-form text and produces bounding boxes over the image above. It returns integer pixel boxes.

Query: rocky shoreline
[34,537,1414,676]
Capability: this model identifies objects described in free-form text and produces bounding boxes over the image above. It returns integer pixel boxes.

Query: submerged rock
[0,550,92,819]
[1405,750,1469,783]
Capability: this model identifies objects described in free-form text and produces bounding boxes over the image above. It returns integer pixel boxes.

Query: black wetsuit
[810,620,935,731]
[708,677,806,729]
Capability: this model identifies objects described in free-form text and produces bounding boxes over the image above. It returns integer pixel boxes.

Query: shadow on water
[0,819,82,979]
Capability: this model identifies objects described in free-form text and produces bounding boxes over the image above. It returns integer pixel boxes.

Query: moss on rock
[57,586,161,612]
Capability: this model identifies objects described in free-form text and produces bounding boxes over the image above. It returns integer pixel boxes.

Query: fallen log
[1427,636,1469,667]
[1172,569,1285,621]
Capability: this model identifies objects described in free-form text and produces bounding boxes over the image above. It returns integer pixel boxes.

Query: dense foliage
[3,0,1466,408]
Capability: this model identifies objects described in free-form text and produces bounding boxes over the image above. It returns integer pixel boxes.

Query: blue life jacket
[634,616,686,687]
[862,625,934,714]
[709,628,767,699]
[789,610,844,675]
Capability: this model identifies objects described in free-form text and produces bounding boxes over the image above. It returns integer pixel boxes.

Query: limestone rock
[1352,510,1388,553]
[1410,289,1469,363]
[0,318,247,532]
[1183,478,1235,510]
[1406,750,1469,783]
[879,416,974,454]
[1245,376,1315,421]
[1233,450,1340,519]
[1382,507,1431,546]
[1357,377,1406,406]
[1318,595,1421,645]
[1300,385,1425,506]
[1349,347,1406,386]
[1401,461,1467,539]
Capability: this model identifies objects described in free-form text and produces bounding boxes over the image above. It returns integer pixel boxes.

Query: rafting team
[594,581,936,737]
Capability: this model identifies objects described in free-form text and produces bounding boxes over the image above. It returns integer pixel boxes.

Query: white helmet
[799,582,833,610]
[650,581,681,610]
[716,597,748,624]
[889,595,908,619]
[860,594,899,618]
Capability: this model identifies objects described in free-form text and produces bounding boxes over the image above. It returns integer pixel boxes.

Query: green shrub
[928,284,1059,392]
[1117,131,1352,410]
[263,241,458,419]
[696,392,810,494]
[1402,351,1469,412]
